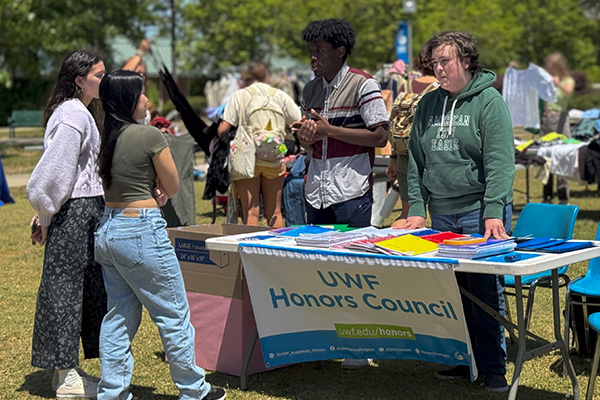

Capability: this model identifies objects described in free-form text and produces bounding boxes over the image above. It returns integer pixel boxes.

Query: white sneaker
[52,369,100,391]
[55,368,98,399]
[341,358,374,369]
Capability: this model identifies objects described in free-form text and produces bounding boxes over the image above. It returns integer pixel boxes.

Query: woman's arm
[554,76,575,96]
[152,147,179,198]
[27,123,82,226]
[481,96,515,221]
[217,120,233,137]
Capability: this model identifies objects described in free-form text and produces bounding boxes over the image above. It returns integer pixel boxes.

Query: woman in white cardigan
[27,50,106,399]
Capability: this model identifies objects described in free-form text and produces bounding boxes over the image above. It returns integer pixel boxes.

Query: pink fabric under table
[187,281,267,376]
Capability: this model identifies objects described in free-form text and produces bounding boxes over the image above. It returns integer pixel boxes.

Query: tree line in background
[180,0,600,81]
[1,0,600,122]
[0,0,166,121]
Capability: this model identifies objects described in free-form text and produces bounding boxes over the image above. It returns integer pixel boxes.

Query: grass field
[1,145,600,399]
[0,126,44,138]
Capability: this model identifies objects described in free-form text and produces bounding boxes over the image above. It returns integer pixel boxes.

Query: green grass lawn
[0,145,43,175]
[0,126,45,140]
[1,147,600,399]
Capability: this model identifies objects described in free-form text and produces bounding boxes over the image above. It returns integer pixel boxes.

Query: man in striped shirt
[292,19,389,228]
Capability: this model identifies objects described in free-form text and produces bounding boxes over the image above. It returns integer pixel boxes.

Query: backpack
[389,79,438,156]
[245,85,287,162]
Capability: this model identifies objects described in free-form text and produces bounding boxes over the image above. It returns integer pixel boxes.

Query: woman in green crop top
[94,71,226,400]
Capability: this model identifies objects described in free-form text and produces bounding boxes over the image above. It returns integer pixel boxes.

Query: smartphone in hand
[30,215,40,245]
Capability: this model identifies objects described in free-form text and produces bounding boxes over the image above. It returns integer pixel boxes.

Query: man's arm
[311,109,388,147]
[308,77,389,147]
[290,117,316,150]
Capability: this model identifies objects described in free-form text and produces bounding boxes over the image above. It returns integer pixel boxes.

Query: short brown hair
[426,31,482,75]
[241,60,269,86]
[414,47,434,76]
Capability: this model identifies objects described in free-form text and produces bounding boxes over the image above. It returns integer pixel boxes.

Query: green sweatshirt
[406,70,514,220]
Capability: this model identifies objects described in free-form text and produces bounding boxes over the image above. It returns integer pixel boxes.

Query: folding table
[206,233,600,399]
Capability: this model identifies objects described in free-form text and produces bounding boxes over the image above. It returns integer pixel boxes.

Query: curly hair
[426,31,483,75]
[414,47,434,76]
[302,19,356,60]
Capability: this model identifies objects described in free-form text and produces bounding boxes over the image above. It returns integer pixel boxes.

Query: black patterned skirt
[31,196,107,369]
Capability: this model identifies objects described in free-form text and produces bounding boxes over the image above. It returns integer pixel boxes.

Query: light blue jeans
[430,204,512,376]
[94,208,210,400]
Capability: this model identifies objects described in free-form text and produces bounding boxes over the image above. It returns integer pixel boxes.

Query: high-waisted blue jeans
[94,207,210,400]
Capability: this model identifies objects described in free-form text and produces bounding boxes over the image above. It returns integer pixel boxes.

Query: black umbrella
[150,49,215,156]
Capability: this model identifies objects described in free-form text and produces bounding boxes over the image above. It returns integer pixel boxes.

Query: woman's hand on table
[484,218,509,240]
[394,216,425,230]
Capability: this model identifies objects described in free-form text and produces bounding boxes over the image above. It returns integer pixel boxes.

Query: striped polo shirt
[301,63,389,209]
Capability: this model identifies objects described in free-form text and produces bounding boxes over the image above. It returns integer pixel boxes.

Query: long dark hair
[43,50,103,127]
[98,70,143,189]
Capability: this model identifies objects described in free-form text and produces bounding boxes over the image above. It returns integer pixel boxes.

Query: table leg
[525,164,530,204]
[240,328,259,390]
[552,269,580,400]
[509,275,526,400]
[462,273,578,399]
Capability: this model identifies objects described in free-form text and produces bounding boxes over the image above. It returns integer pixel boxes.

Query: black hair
[302,19,356,60]
[426,31,483,75]
[97,70,144,190]
[43,50,103,126]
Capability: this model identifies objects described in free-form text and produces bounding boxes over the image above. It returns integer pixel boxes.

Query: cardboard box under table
[167,224,268,377]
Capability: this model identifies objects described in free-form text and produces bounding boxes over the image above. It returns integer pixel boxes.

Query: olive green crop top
[104,124,168,203]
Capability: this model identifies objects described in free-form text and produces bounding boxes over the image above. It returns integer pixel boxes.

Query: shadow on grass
[17,370,54,399]
[578,209,600,222]
[17,369,180,400]
[570,189,600,199]
[13,358,578,400]
[200,359,572,400]
[505,335,553,360]
[550,350,594,377]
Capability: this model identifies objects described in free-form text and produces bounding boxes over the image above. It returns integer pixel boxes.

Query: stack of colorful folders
[437,237,516,259]
[294,230,369,248]
[515,237,595,253]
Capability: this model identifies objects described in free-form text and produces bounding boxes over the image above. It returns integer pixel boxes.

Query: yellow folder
[375,234,439,256]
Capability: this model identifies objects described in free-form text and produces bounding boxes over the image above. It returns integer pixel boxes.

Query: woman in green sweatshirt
[402,31,514,393]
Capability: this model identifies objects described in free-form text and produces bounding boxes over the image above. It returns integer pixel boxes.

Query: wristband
[136,49,145,57]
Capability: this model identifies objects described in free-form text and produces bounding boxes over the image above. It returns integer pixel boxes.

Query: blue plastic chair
[504,203,579,333]
[585,313,600,400]
[564,221,600,360]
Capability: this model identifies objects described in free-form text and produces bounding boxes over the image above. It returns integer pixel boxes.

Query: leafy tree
[0,0,163,83]
[0,0,164,122]
[177,0,599,81]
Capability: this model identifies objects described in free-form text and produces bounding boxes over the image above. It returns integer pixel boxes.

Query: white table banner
[239,244,476,378]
